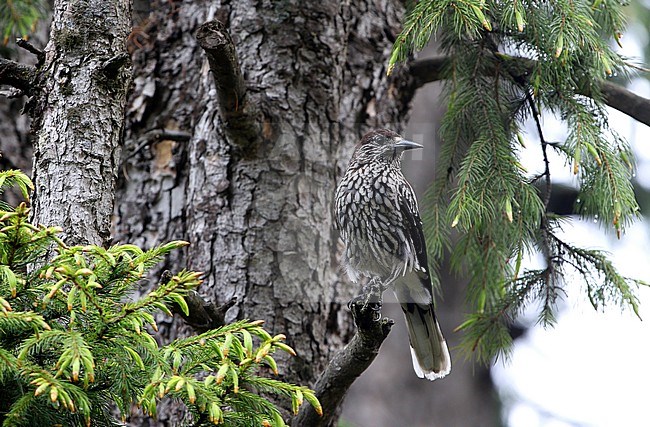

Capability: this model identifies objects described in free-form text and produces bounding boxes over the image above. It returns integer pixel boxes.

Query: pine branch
[526,91,560,327]
[409,55,650,128]
[293,301,394,427]
[195,20,262,153]
[393,0,643,362]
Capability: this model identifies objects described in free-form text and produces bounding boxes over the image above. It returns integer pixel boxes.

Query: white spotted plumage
[335,129,451,381]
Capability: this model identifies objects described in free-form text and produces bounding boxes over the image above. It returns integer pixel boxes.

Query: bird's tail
[400,301,451,381]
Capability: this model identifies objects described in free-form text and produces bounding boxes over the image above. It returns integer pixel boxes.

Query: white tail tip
[410,344,451,381]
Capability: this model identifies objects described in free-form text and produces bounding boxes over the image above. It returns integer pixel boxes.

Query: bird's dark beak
[394,139,423,151]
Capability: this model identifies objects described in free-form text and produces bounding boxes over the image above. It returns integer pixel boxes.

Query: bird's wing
[334,182,349,232]
[395,183,434,306]
[399,184,430,277]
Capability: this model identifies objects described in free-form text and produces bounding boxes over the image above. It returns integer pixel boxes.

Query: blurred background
[342,4,650,426]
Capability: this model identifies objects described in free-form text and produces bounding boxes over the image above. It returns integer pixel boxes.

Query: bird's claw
[348,280,384,320]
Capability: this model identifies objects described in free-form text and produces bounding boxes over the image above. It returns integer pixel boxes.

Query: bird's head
[351,129,422,167]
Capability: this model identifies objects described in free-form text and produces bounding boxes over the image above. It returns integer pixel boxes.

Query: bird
[334,128,451,381]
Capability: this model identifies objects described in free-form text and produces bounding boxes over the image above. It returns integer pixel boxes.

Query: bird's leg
[348,277,384,318]
[365,277,384,308]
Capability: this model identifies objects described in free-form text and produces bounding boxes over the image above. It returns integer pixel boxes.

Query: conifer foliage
[0,0,47,44]
[390,1,645,361]
[0,170,320,426]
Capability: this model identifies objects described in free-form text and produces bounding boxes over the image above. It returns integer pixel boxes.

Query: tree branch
[0,58,36,95]
[16,38,45,65]
[172,291,237,332]
[409,55,650,128]
[409,56,448,88]
[292,302,394,427]
[527,90,558,294]
[153,270,236,332]
[195,20,261,153]
[598,81,650,128]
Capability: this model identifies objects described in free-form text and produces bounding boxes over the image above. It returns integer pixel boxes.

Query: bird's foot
[347,280,384,320]
[347,292,382,312]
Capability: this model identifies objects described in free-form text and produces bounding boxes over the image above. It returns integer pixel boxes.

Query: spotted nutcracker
[334,128,451,380]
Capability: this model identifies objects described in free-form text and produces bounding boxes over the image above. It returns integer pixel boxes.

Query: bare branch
[16,38,45,65]
[526,91,558,294]
[409,56,448,88]
[195,20,261,153]
[409,55,650,128]
[527,92,552,211]
[172,291,236,332]
[145,128,192,142]
[157,268,235,332]
[292,302,394,427]
[0,58,36,95]
[598,81,650,129]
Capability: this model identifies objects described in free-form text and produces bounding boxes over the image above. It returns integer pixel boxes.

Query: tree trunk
[115,0,412,423]
[30,0,132,246]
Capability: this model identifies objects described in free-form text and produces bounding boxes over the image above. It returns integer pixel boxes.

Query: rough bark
[0,94,32,173]
[29,0,132,246]
[0,94,32,207]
